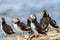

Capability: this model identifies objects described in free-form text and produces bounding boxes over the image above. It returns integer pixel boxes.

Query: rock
[4,28,60,40]
[4,36,16,40]
[4,34,30,40]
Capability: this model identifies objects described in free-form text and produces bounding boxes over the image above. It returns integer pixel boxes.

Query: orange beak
[11,19,14,22]
[28,16,31,20]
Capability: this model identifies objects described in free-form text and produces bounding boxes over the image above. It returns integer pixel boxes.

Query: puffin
[11,18,31,37]
[28,14,46,38]
[40,9,59,32]
[27,17,34,34]
[46,11,59,31]
[47,13,59,28]
[1,18,15,37]
[40,10,50,32]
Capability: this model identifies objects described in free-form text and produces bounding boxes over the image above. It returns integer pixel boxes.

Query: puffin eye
[15,18,17,21]
[31,15,34,18]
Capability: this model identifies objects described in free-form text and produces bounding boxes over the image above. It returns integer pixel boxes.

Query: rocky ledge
[4,28,60,40]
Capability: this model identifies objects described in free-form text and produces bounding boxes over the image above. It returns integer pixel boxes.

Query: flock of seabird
[0,9,59,38]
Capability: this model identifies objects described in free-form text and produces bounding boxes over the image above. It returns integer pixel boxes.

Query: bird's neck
[27,19,31,26]
[31,19,38,24]
[43,13,47,17]
[2,21,6,25]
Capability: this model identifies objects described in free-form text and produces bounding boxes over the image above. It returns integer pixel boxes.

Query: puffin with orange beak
[11,18,31,37]
[28,14,46,38]
[27,16,34,34]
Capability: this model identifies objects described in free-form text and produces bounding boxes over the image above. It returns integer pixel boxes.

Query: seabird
[1,18,15,37]
[40,9,59,31]
[11,18,31,37]
[47,13,59,28]
[28,14,46,38]
[46,10,59,31]
[40,10,50,32]
[27,17,34,34]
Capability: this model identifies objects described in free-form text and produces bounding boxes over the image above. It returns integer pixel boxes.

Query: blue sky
[0,0,60,26]
[0,0,60,13]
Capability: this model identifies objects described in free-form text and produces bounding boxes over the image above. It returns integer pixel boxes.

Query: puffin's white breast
[13,24,23,32]
[0,25,6,35]
[48,24,53,30]
[31,23,35,28]
[31,22,38,34]
[1,25,3,30]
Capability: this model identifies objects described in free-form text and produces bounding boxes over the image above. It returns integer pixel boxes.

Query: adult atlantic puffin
[11,18,31,37]
[40,9,59,32]
[1,18,15,36]
[27,17,34,34]
[40,10,50,32]
[28,14,46,38]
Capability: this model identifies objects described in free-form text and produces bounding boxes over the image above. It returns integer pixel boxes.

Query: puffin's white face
[11,18,19,23]
[30,15,36,20]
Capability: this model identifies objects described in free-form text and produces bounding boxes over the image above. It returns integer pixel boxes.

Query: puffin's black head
[1,17,6,25]
[11,18,20,23]
[43,9,49,17]
[43,9,47,13]
[2,17,5,21]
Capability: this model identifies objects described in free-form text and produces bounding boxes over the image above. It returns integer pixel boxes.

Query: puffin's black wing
[35,23,46,34]
[3,24,15,34]
[17,22,31,31]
